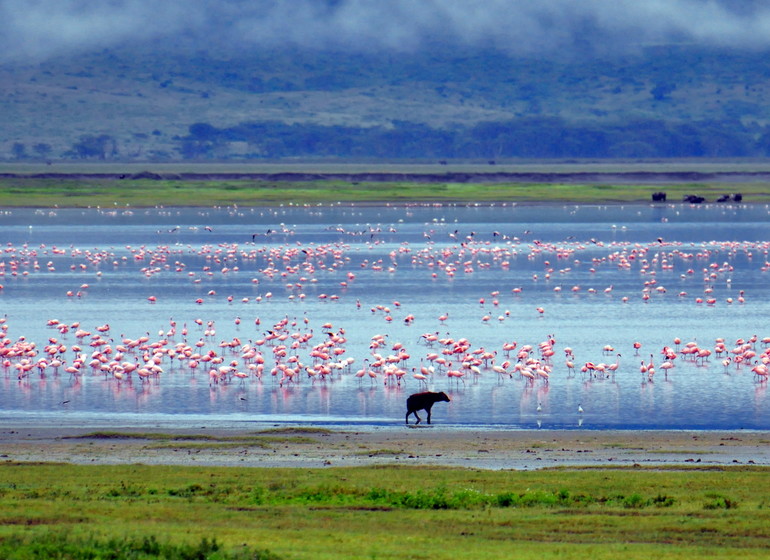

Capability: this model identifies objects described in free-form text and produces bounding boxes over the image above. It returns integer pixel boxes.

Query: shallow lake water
[2,202,770,430]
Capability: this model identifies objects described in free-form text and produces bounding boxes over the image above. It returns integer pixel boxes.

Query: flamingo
[447,367,465,385]
[752,363,769,381]
[696,348,712,364]
[519,366,535,382]
[491,363,508,380]
[412,368,429,387]
[659,361,675,378]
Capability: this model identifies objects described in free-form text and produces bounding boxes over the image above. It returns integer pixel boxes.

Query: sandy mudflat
[1,425,769,469]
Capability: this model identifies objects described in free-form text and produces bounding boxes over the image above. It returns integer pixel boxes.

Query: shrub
[623,493,645,508]
[704,494,738,510]
[0,533,282,559]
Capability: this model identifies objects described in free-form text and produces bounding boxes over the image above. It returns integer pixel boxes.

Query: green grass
[0,533,277,559]
[1,176,769,207]
[2,463,770,559]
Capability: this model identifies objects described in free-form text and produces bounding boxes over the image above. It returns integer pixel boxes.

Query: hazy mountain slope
[2,43,770,160]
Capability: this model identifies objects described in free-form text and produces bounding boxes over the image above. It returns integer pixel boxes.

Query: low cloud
[3,0,770,63]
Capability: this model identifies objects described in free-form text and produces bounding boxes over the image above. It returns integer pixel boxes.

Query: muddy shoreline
[2,426,768,470]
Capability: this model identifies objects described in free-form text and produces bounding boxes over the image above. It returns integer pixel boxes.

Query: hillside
[3,43,770,161]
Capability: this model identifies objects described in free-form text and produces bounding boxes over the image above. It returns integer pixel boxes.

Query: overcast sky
[3,0,770,63]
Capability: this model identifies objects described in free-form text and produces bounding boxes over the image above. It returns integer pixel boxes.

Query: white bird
[578,404,584,414]
[536,402,542,413]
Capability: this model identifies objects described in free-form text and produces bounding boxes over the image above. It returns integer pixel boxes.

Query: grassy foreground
[1,462,769,559]
[1,176,769,207]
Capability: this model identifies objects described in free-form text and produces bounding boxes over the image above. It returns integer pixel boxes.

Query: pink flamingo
[752,362,769,381]
[412,368,428,387]
[721,357,731,373]
[659,361,675,378]
[565,358,575,375]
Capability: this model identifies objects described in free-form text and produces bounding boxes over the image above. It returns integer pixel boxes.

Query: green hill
[3,43,770,160]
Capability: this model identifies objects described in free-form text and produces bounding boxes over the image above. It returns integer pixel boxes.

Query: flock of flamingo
[2,313,769,391]
[1,204,770,424]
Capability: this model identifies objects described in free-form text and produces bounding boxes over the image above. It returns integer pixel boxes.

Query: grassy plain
[1,462,769,559]
[1,176,769,207]
[2,161,770,207]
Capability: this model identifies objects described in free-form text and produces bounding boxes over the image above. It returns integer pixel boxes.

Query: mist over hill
[3,0,770,161]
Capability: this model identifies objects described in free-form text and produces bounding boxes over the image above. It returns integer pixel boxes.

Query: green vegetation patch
[3,175,770,207]
[0,533,279,560]
[1,463,770,558]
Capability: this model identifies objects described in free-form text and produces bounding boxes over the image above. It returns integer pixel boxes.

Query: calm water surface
[1,202,770,430]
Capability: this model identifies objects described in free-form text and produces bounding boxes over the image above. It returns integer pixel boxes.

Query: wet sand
[1,426,769,470]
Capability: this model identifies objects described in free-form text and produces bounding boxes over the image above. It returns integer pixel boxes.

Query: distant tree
[33,143,52,159]
[178,123,221,159]
[178,139,214,159]
[650,82,677,101]
[188,122,219,140]
[11,142,26,159]
[72,135,117,159]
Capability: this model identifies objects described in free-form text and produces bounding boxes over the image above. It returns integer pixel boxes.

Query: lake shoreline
[2,425,769,470]
[1,164,767,206]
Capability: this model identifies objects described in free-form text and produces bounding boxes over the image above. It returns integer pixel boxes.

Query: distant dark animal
[682,194,705,204]
[406,391,450,425]
[716,194,730,203]
[651,191,667,202]
[732,193,743,202]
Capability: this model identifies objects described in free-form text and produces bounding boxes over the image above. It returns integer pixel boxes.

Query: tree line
[177,117,770,160]
[10,116,770,161]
